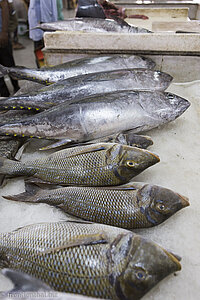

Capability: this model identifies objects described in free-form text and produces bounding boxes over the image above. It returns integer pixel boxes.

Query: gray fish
[0,221,181,299]
[0,269,101,300]
[36,17,151,33]
[41,131,153,151]
[0,110,32,186]
[0,69,173,112]
[4,182,189,229]
[0,55,155,85]
[0,91,190,142]
[0,142,159,185]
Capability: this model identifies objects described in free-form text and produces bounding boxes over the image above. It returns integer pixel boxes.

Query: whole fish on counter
[0,55,155,85]
[0,221,181,299]
[0,269,102,300]
[0,91,190,143]
[36,17,151,33]
[0,110,33,186]
[42,131,153,151]
[0,143,159,185]
[0,69,173,112]
[4,182,189,229]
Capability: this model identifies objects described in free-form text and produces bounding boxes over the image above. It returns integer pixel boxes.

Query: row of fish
[0,54,190,299]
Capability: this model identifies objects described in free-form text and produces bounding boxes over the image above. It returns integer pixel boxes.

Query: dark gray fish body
[4,182,189,229]
[0,221,181,299]
[0,55,155,85]
[0,69,173,111]
[0,269,101,300]
[0,143,159,185]
[37,17,151,33]
[0,91,190,142]
[0,111,32,186]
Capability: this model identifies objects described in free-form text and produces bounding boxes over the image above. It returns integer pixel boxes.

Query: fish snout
[176,193,190,208]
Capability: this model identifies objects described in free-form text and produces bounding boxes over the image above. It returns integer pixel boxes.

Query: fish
[3,182,189,229]
[0,221,181,299]
[0,269,102,300]
[0,69,173,112]
[41,131,153,151]
[36,17,151,33]
[0,55,155,85]
[0,143,159,185]
[0,110,33,186]
[0,91,190,142]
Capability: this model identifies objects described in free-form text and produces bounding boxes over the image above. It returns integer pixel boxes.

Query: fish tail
[0,156,25,176]
[3,183,40,203]
[0,64,8,78]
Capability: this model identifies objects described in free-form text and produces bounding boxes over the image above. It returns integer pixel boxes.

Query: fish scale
[0,223,117,298]
[0,222,182,300]
[0,143,159,185]
[3,182,189,229]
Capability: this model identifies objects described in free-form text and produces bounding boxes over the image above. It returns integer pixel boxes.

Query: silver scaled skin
[0,222,181,300]
[0,91,190,142]
[37,17,151,33]
[0,55,155,85]
[0,143,160,186]
[4,182,189,229]
[0,69,173,112]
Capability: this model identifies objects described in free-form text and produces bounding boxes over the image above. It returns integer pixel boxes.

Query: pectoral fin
[39,138,73,151]
[40,232,108,254]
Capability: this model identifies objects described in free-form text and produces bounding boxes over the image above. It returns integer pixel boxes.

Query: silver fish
[0,91,190,142]
[0,221,181,299]
[0,69,173,111]
[3,182,189,229]
[0,110,32,186]
[37,17,151,33]
[0,55,155,85]
[41,131,153,151]
[0,143,159,185]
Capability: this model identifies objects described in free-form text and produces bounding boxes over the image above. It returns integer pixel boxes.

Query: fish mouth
[177,193,190,207]
[145,149,160,163]
[163,248,182,271]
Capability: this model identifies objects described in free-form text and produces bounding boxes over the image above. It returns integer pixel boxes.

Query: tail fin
[3,182,41,203]
[1,269,52,292]
[0,64,8,78]
[0,156,22,176]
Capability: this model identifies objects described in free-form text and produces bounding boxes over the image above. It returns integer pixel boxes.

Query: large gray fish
[0,69,173,112]
[0,91,190,142]
[0,269,101,300]
[0,110,32,186]
[36,17,151,33]
[4,182,189,229]
[0,55,155,85]
[0,143,159,185]
[0,221,181,299]
[41,131,153,151]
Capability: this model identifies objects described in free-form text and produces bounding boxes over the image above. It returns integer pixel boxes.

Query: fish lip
[163,249,182,271]
[177,193,190,207]
[145,149,160,163]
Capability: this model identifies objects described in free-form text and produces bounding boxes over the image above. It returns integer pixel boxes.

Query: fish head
[138,92,190,124]
[137,184,189,226]
[163,92,190,119]
[112,145,159,182]
[112,233,181,300]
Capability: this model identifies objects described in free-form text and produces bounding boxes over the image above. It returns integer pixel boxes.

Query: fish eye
[126,160,135,167]
[156,203,166,211]
[135,269,147,281]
